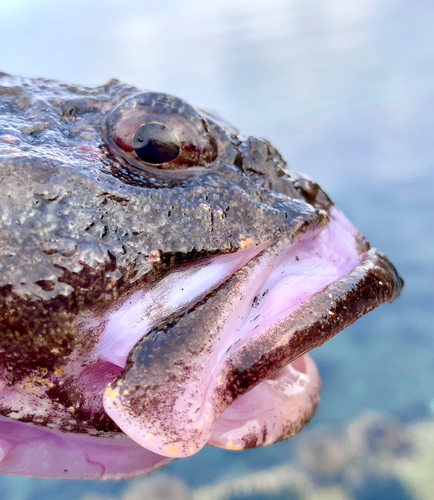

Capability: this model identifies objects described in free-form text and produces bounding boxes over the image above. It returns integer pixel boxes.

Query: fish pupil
[133,122,180,165]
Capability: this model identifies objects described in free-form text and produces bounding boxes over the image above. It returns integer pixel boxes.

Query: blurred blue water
[0,0,433,498]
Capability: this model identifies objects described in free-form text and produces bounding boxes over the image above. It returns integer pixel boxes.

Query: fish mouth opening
[102,206,403,458]
[0,206,403,479]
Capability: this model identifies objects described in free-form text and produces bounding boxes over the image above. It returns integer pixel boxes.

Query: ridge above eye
[102,92,218,178]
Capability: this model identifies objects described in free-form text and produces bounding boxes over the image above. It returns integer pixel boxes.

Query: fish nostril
[294,176,333,210]
[294,178,319,203]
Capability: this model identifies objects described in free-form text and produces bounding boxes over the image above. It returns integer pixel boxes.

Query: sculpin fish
[0,74,403,479]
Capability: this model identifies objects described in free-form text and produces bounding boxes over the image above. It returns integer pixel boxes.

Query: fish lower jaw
[102,207,363,458]
[102,208,402,459]
[103,352,321,458]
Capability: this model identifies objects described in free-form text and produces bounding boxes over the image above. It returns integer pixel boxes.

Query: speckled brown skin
[0,74,328,377]
[0,73,403,440]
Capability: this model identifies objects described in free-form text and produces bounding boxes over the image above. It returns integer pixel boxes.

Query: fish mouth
[101,206,403,458]
[0,205,403,479]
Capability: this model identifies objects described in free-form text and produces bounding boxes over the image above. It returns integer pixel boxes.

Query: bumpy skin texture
[0,73,403,459]
[0,73,329,383]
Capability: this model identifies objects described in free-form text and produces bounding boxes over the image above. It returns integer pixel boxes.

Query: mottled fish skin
[0,73,403,478]
[0,73,325,381]
[0,73,330,421]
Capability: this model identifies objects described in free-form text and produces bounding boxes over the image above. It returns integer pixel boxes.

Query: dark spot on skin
[294,177,319,203]
[262,424,268,444]
[60,99,99,119]
[98,192,130,203]
[242,433,258,449]
[35,280,56,292]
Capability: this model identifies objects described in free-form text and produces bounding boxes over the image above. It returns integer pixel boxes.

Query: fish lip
[205,244,403,453]
[102,206,403,457]
[220,247,404,404]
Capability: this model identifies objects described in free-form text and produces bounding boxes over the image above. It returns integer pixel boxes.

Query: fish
[0,73,403,479]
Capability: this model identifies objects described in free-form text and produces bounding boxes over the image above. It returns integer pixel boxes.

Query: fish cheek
[0,296,75,384]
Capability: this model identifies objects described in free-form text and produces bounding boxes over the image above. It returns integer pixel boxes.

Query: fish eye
[102,92,218,178]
